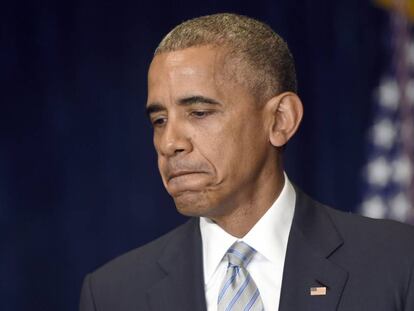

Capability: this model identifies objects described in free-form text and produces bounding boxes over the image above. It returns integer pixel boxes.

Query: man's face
[146,46,275,218]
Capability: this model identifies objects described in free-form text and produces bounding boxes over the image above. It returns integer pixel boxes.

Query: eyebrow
[145,103,164,116]
[178,95,222,106]
[146,95,222,116]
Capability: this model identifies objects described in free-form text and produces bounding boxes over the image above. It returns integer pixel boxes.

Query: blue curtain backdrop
[1,0,388,310]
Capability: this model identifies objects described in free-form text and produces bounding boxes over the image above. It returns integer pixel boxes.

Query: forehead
[149,45,225,79]
[147,46,231,101]
[146,45,258,112]
[150,45,226,69]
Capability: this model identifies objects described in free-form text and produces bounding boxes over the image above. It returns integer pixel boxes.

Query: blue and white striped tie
[217,241,264,311]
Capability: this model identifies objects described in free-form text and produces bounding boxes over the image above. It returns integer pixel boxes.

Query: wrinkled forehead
[146,46,248,107]
[148,45,230,84]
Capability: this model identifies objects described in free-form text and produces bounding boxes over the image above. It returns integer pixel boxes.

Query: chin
[173,191,214,217]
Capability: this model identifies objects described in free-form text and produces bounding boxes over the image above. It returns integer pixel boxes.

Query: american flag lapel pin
[310,286,327,296]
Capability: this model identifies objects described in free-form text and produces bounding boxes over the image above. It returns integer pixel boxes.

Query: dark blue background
[1,1,388,310]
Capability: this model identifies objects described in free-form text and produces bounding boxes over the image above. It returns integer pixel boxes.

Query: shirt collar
[199,173,296,285]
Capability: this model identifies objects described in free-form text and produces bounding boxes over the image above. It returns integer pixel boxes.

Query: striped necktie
[217,241,264,311]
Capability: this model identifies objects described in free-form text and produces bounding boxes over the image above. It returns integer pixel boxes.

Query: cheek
[156,151,168,183]
[198,134,240,177]
[153,134,162,154]
[214,120,267,175]
[198,117,244,154]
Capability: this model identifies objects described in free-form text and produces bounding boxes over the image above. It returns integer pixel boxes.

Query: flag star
[377,78,400,110]
[392,155,413,186]
[366,156,392,187]
[407,41,414,67]
[389,192,412,222]
[371,118,397,149]
[405,79,414,105]
[361,196,387,219]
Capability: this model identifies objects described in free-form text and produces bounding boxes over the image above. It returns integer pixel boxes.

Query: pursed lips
[168,171,204,181]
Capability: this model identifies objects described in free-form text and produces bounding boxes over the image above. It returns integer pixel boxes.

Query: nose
[156,118,192,157]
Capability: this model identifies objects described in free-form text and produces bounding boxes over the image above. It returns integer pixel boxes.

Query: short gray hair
[155,13,297,101]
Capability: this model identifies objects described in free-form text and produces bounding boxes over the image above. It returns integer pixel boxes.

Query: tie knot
[225,241,256,268]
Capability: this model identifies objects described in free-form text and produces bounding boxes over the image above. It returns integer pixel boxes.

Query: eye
[151,116,167,127]
[190,110,213,118]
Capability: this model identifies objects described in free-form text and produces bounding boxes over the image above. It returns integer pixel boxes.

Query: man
[80,13,414,311]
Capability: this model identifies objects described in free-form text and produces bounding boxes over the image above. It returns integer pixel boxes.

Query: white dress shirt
[199,174,296,311]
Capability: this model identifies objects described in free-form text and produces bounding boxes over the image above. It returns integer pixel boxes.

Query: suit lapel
[279,188,349,311]
[146,218,207,311]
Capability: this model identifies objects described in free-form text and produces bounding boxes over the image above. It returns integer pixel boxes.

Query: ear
[265,92,303,147]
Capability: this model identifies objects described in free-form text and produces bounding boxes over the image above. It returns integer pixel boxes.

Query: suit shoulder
[89,219,193,284]
[81,218,199,310]
[323,204,414,254]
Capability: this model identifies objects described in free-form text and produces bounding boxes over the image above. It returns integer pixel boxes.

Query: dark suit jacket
[80,189,414,310]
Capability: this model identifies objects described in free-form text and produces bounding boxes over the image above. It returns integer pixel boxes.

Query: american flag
[360,0,414,224]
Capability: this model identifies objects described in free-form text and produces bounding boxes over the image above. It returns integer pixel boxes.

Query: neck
[210,168,285,238]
